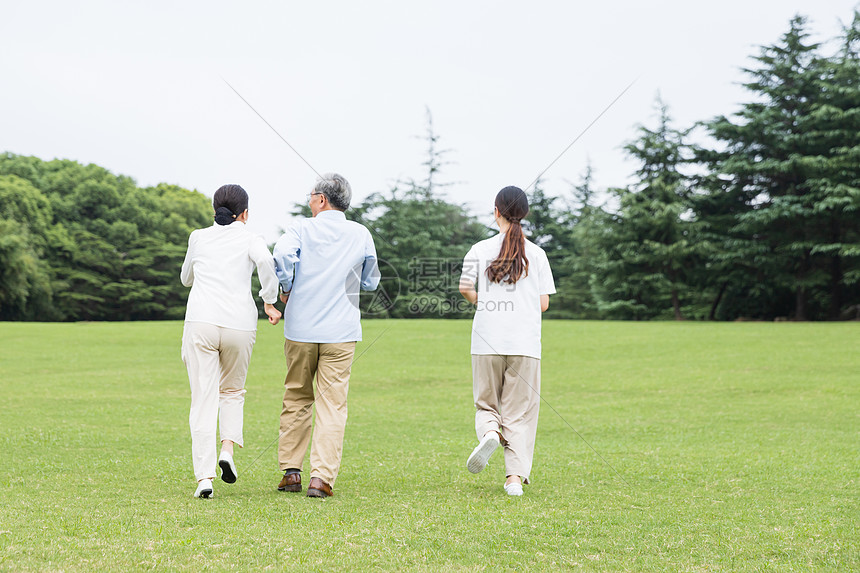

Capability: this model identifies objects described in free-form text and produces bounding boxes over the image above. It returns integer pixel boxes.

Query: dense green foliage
[1,320,857,570]
[0,154,211,321]
[592,101,699,320]
[695,14,860,320]
[533,13,860,321]
[1,14,858,321]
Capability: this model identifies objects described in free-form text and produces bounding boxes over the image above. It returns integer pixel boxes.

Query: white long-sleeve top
[180,222,279,331]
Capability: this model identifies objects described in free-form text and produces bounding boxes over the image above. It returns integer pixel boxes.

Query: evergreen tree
[699,15,851,320]
[358,184,488,318]
[557,163,603,319]
[802,11,860,318]
[590,98,697,320]
[359,113,486,318]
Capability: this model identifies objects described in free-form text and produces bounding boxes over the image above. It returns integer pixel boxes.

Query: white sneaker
[466,433,500,474]
[194,478,213,498]
[504,482,523,496]
[219,451,237,484]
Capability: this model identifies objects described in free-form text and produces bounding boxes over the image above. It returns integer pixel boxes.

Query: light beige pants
[472,354,541,483]
[182,321,256,481]
[278,339,355,486]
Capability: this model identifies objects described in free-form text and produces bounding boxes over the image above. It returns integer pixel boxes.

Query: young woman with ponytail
[180,184,282,498]
[459,186,556,496]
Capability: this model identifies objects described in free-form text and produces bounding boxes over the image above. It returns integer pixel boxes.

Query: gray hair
[314,173,352,211]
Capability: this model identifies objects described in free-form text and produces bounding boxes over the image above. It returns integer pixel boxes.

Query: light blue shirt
[273,210,380,343]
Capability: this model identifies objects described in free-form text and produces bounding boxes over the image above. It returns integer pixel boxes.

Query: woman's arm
[250,237,280,302]
[538,250,555,313]
[180,233,195,287]
[459,279,478,305]
[540,294,550,312]
[459,252,479,305]
[263,302,281,325]
[250,236,282,325]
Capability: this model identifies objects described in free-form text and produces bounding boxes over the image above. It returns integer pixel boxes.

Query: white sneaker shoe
[466,433,500,474]
[504,482,523,496]
[194,478,213,498]
[219,451,237,484]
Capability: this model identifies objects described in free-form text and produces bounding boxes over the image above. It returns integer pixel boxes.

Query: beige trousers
[278,339,355,486]
[182,321,256,481]
[472,354,541,483]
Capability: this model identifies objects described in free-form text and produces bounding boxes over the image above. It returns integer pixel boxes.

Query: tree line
[0,156,212,320]
[1,13,857,322]
[553,13,860,321]
[342,13,860,321]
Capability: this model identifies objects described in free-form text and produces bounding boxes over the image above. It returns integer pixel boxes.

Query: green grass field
[0,320,857,571]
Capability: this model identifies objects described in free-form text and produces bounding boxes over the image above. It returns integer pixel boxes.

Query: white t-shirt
[180,222,279,331]
[460,232,556,359]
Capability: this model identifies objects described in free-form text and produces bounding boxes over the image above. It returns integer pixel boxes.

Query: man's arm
[360,231,380,291]
[272,225,302,296]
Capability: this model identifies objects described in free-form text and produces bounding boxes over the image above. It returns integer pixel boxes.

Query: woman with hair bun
[459,186,556,496]
[180,184,282,498]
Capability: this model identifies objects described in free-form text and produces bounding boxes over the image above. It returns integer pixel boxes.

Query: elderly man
[272,173,380,498]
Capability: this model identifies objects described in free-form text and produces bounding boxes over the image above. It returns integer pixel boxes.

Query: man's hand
[280,292,290,305]
[264,302,282,325]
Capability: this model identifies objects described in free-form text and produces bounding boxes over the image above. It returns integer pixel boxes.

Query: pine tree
[348,112,487,318]
[553,163,603,319]
[802,11,860,318]
[700,16,835,319]
[590,98,697,320]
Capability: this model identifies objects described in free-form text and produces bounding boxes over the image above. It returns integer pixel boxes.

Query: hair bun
[214,206,236,225]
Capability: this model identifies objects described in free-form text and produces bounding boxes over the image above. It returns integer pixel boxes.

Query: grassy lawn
[0,319,857,571]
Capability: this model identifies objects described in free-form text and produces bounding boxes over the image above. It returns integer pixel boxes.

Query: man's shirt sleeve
[360,230,380,291]
[273,223,302,293]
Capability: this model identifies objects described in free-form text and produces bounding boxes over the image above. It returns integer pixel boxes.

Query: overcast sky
[2,1,857,240]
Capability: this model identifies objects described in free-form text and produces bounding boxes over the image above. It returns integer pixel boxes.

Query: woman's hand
[264,302,282,325]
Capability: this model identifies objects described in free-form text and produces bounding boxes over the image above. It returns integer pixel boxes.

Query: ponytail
[485,186,530,285]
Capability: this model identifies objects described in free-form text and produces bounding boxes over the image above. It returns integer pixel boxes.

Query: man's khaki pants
[472,354,541,483]
[278,339,355,486]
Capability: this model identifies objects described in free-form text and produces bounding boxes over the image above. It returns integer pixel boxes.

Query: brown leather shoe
[277,471,302,492]
[306,477,333,498]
